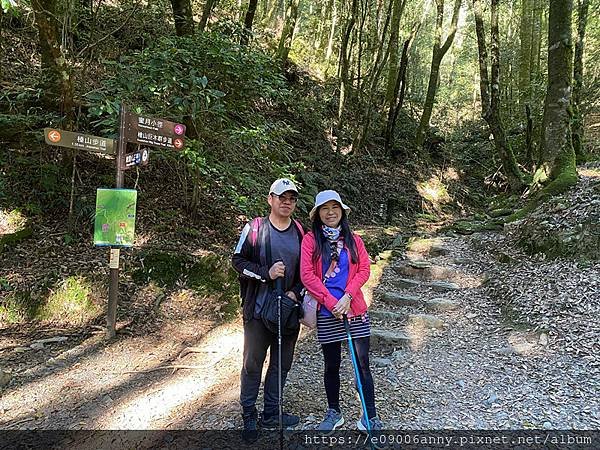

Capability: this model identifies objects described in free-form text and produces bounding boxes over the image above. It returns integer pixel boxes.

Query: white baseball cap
[269,178,299,195]
[309,190,351,221]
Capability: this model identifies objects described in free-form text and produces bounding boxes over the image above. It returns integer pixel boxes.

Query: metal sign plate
[124,113,186,149]
[44,128,116,154]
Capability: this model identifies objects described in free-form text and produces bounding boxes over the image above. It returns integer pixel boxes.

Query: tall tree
[473,0,524,191]
[571,0,590,160]
[171,0,194,36]
[277,0,300,63]
[199,0,218,32]
[241,0,259,45]
[385,0,407,107]
[518,0,533,105]
[32,0,75,125]
[415,0,461,148]
[338,0,358,126]
[538,0,577,191]
[325,0,338,62]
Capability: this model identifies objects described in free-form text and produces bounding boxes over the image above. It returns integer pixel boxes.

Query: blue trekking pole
[343,315,375,450]
[276,277,284,450]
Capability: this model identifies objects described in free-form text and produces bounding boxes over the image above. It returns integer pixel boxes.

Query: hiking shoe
[357,416,385,448]
[259,411,300,429]
[317,408,344,433]
[356,415,383,433]
[242,412,259,443]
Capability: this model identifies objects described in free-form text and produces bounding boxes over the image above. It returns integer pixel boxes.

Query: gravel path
[1,231,598,434]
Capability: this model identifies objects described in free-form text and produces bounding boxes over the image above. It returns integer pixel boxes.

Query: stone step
[407,313,445,329]
[369,310,407,322]
[393,278,461,292]
[393,261,460,281]
[424,298,459,311]
[382,292,459,311]
[370,328,412,351]
[406,238,452,257]
[382,292,423,306]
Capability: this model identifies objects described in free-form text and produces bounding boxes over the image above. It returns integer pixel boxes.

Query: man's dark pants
[240,317,299,418]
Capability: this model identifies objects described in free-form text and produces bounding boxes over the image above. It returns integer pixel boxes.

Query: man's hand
[268,261,286,280]
[285,291,299,303]
[332,294,351,319]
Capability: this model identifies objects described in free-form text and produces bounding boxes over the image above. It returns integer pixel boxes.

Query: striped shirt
[317,313,371,344]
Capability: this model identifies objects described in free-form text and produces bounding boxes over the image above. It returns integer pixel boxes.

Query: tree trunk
[415,0,461,148]
[538,0,577,191]
[199,0,218,32]
[32,0,75,126]
[518,0,533,105]
[571,0,589,161]
[385,20,421,155]
[351,0,393,154]
[325,0,337,61]
[337,0,358,126]
[277,0,300,64]
[241,0,259,45]
[384,0,406,107]
[170,0,194,36]
[473,0,524,191]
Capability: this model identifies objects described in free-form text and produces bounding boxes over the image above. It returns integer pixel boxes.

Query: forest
[0,0,599,442]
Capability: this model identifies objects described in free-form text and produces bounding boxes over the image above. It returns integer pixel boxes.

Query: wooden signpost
[44,104,186,338]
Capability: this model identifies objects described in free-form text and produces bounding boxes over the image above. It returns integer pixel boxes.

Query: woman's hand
[332,294,351,318]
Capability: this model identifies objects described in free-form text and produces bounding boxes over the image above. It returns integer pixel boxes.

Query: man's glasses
[271,193,298,203]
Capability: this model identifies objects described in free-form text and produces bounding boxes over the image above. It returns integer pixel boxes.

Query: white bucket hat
[309,190,351,221]
[269,178,298,195]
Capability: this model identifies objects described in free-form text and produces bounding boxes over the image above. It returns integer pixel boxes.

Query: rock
[424,298,458,311]
[393,263,459,281]
[457,380,466,389]
[407,260,432,269]
[489,208,513,218]
[35,336,68,345]
[394,278,421,289]
[484,392,499,406]
[429,281,460,292]
[30,342,45,350]
[543,421,552,430]
[429,245,451,257]
[370,329,412,351]
[369,310,407,322]
[382,292,423,307]
[372,357,393,367]
[539,333,549,346]
[0,370,12,388]
[466,313,478,319]
[390,235,404,249]
[13,347,30,353]
[407,314,444,329]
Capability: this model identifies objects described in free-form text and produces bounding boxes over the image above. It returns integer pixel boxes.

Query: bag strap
[323,260,337,282]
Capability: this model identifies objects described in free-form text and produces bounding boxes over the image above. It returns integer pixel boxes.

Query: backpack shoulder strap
[250,217,262,246]
[293,219,305,239]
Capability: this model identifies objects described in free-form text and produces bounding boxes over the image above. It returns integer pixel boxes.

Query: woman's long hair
[311,207,358,264]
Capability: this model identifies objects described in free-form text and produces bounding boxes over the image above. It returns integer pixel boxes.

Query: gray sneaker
[357,416,385,449]
[357,415,383,432]
[317,408,344,433]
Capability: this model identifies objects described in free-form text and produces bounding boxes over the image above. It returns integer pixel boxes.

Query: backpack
[249,217,305,245]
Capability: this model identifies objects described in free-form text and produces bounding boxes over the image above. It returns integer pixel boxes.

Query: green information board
[94,189,137,247]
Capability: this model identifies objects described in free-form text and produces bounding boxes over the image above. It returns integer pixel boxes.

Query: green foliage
[38,276,100,324]
[132,251,240,320]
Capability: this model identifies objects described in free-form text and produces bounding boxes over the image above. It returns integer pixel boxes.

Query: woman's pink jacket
[300,231,371,317]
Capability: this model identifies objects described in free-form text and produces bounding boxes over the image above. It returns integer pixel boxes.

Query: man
[232,178,304,443]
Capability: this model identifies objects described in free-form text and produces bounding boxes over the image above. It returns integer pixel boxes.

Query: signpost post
[44,104,186,339]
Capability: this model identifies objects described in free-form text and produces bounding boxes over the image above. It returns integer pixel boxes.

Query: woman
[300,190,382,433]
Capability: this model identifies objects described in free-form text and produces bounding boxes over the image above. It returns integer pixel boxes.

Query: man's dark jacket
[232,217,304,321]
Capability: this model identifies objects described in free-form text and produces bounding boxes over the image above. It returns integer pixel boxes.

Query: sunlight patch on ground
[102,323,244,429]
[578,168,600,178]
[416,176,451,205]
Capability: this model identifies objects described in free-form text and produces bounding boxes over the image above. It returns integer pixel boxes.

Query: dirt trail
[1,231,599,434]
